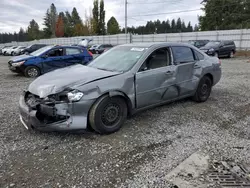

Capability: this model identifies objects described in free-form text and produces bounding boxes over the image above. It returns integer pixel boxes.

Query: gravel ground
[0,56,250,188]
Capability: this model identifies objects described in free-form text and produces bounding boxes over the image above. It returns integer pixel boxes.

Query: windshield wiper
[97,68,113,72]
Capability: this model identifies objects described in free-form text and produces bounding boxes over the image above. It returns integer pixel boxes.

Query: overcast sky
[0,0,204,33]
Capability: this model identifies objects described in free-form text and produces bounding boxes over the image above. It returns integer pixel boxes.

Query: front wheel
[89,95,127,134]
[24,66,41,78]
[192,76,212,102]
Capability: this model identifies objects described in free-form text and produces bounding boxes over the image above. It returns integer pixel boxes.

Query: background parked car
[12,46,26,56]
[188,40,209,48]
[8,45,93,77]
[0,46,11,55]
[3,46,17,56]
[20,44,47,55]
[200,40,236,58]
[89,44,113,54]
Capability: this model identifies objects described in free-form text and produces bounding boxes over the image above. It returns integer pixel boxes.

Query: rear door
[42,48,66,73]
[171,46,198,96]
[64,47,84,66]
[136,47,178,108]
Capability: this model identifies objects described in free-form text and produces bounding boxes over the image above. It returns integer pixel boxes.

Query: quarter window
[66,48,81,55]
[172,46,194,63]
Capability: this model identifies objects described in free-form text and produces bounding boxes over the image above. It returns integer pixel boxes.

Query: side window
[66,48,81,55]
[139,48,171,72]
[172,46,194,64]
[47,48,64,57]
[194,50,204,61]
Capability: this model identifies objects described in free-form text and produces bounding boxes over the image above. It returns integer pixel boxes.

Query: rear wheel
[89,95,127,134]
[192,76,212,102]
[24,66,40,78]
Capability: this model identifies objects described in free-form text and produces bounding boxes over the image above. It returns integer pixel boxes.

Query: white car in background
[12,46,26,56]
[5,46,17,56]
[2,46,12,55]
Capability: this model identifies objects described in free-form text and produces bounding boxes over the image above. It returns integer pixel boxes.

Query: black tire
[11,52,14,56]
[89,95,127,134]
[192,76,212,102]
[24,66,41,78]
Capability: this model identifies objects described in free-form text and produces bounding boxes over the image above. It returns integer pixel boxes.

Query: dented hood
[28,64,120,98]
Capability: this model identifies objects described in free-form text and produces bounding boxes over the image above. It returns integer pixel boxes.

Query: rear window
[172,46,194,63]
[194,50,204,60]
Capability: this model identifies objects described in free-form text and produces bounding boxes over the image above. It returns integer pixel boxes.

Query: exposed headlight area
[67,90,84,102]
[12,61,25,67]
[208,48,215,52]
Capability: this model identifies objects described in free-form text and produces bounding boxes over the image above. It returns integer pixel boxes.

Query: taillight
[219,59,221,64]
[88,50,93,56]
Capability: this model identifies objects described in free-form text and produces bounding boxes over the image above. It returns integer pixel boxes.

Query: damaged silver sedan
[19,42,221,134]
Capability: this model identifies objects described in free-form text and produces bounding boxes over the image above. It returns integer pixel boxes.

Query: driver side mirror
[41,54,48,58]
[219,44,224,48]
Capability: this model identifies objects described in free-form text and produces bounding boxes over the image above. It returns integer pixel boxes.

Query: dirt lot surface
[0,56,249,188]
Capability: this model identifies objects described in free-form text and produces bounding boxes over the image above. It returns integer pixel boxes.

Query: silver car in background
[19,42,221,134]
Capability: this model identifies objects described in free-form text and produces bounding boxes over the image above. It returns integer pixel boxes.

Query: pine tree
[176,18,182,32]
[27,19,40,40]
[107,16,120,34]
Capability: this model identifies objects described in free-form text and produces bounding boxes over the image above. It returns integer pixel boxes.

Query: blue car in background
[8,45,93,77]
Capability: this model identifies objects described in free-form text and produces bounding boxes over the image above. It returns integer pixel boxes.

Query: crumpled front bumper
[19,93,95,132]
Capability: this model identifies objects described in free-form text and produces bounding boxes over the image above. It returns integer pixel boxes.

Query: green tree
[43,9,52,37]
[27,19,40,40]
[107,16,120,34]
[99,0,106,35]
[176,18,182,32]
[199,0,250,30]
[194,24,199,31]
[65,11,74,36]
[43,3,58,37]
[72,7,82,25]
[187,21,193,32]
[92,0,99,34]
[171,19,176,32]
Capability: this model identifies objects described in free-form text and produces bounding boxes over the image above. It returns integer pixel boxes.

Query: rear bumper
[19,93,95,132]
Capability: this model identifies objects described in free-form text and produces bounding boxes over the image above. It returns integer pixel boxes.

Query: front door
[135,47,178,109]
[42,48,66,73]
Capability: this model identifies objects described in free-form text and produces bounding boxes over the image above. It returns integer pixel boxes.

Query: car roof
[119,42,194,48]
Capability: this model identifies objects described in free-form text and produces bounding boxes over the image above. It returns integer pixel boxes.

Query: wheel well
[97,91,133,116]
[204,73,213,85]
[87,92,133,130]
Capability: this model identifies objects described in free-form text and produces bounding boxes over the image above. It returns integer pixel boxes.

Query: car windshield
[205,41,220,47]
[30,46,53,56]
[188,41,195,45]
[88,46,147,72]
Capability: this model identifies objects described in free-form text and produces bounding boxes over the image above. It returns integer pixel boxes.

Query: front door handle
[165,70,173,75]
[194,64,201,69]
